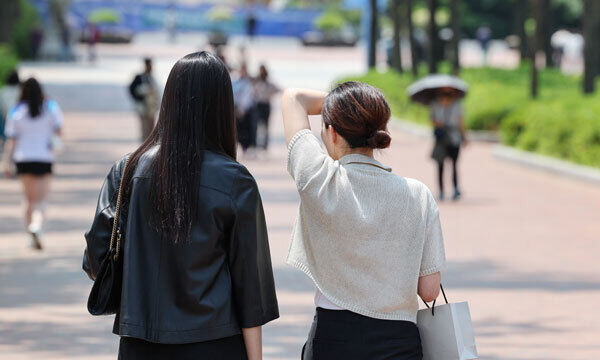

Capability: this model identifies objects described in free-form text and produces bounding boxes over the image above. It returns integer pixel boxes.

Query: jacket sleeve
[82,160,124,280]
[228,167,279,328]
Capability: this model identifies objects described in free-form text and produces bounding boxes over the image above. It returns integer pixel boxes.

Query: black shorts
[15,162,53,176]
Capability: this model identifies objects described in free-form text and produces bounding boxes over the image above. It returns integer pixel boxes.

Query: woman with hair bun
[282,81,447,360]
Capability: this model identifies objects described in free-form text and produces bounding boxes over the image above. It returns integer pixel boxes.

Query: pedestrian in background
[129,58,159,142]
[84,22,100,62]
[282,82,445,359]
[84,51,278,360]
[253,64,280,151]
[1,78,63,250]
[232,63,256,155]
[0,70,21,146]
[430,87,466,201]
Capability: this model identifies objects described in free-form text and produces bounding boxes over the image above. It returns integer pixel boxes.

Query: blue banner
[30,0,324,37]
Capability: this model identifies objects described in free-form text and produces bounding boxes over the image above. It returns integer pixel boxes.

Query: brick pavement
[1,37,599,359]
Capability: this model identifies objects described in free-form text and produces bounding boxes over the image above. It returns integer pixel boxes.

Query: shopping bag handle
[422,284,448,316]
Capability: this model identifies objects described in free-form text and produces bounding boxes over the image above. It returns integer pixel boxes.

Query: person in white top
[253,64,280,150]
[2,78,63,250]
[282,83,446,360]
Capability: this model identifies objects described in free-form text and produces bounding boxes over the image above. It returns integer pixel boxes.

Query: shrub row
[339,65,600,168]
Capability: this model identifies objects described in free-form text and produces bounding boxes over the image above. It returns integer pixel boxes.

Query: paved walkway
[1,36,599,359]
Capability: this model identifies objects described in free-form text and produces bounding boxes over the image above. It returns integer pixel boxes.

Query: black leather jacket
[83,148,279,344]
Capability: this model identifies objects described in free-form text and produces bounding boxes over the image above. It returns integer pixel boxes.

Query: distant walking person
[0,70,21,144]
[84,52,279,359]
[129,58,159,141]
[84,22,100,62]
[282,82,446,359]
[476,25,492,65]
[232,63,256,154]
[253,64,280,150]
[430,87,466,201]
[246,9,257,40]
[2,78,63,250]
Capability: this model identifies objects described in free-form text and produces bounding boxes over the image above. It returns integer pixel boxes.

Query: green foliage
[343,9,361,30]
[208,5,233,22]
[315,10,345,33]
[10,0,39,59]
[338,65,600,168]
[88,8,120,24]
[314,6,361,34]
[501,94,600,168]
[0,45,19,87]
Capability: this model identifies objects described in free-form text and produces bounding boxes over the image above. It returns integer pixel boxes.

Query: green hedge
[0,45,19,87]
[339,66,600,168]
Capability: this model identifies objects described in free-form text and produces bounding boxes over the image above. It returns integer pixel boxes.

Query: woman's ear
[329,125,339,145]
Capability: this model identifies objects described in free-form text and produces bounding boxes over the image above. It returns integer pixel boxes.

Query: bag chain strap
[108,157,131,261]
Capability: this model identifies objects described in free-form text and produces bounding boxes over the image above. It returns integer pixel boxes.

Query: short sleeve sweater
[286,129,446,322]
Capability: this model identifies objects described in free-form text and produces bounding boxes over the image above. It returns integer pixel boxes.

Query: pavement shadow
[0,254,90,308]
[0,318,117,358]
[444,260,600,292]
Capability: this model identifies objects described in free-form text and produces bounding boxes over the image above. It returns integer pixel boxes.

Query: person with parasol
[408,75,468,201]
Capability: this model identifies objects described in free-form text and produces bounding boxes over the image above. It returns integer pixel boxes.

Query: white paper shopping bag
[417,286,478,360]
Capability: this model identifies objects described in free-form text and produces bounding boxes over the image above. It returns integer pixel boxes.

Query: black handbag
[87,157,130,316]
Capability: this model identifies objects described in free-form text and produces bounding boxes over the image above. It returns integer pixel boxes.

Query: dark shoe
[438,192,445,201]
[30,232,43,250]
[452,188,462,201]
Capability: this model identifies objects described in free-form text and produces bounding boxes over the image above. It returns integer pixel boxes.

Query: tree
[407,0,418,76]
[368,0,378,69]
[583,0,600,94]
[533,0,554,67]
[427,0,439,74]
[530,0,544,98]
[515,0,529,60]
[0,0,20,43]
[390,0,403,72]
[449,0,460,74]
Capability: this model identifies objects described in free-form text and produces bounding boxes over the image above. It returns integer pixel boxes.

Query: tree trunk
[583,0,600,94]
[530,0,542,98]
[407,0,418,76]
[390,0,403,72]
[531,53,538,98]
[427,0,439,74]
[543,0,553,67]
[450,0,460,74]
[368,0,378,69]
[515,0,528,61]
[0,0,21,43]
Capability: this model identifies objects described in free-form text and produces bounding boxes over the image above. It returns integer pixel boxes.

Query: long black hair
[20,78,44,118]
[122,51,237,243]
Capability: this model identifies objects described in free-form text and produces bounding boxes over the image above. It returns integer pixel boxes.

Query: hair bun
[366,130,391,149]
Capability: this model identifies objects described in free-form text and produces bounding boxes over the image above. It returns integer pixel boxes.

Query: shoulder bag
[87,157,130,316]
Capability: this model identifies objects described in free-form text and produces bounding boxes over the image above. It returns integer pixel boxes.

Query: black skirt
[16,162,52,176]
[302,308,423,360]
[118,335,247,360]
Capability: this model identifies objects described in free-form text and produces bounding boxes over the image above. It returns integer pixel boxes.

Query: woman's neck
[336,147,374,160]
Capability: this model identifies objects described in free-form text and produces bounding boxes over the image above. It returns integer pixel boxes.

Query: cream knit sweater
[286,130,446,322]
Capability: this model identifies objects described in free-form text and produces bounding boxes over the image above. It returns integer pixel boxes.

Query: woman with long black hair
[2,78,63,250]
[83,52,279,360]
